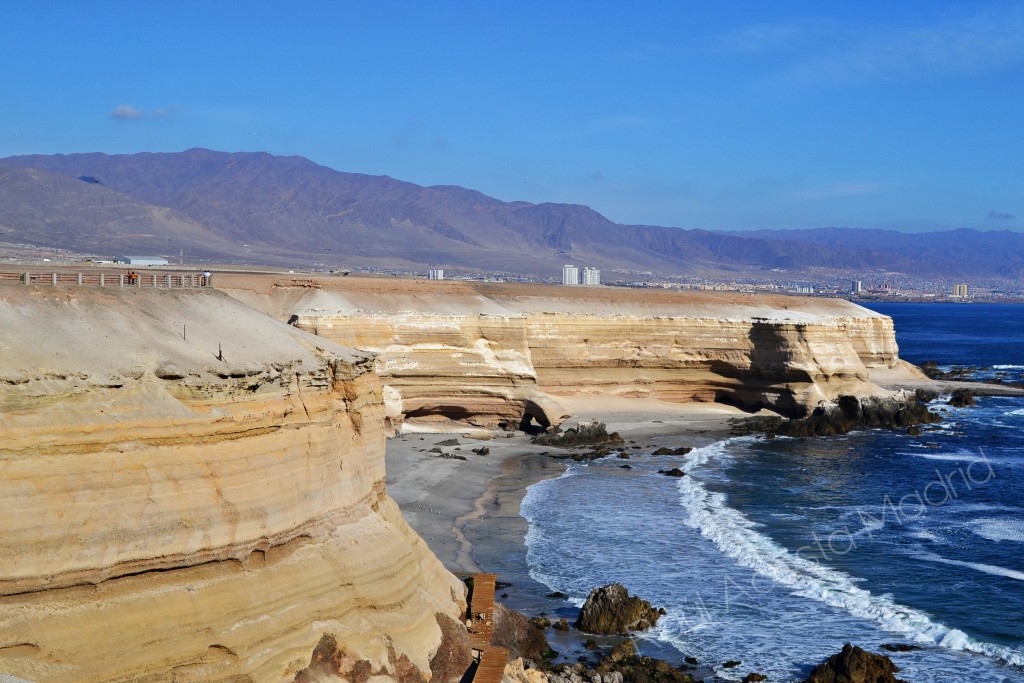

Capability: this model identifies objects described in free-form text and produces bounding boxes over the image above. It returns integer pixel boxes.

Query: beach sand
[385,398,760,676]
[385,398,756,574]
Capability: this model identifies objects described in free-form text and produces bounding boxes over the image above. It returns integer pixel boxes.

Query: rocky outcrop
[948,387,976,407]
[491,603,552,663]
[734,393,941,437]
[532,420,623,447]
[223,278,920,429]
[575,584,663,635]
[803,643,906,683]
[0,287,465,682]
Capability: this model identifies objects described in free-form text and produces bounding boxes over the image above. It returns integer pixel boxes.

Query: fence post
[51,273,57,286]
[119,274,125,287]
[99,273,105,287]
[77,273,83,286]
[22,272,29,285]
[152,274,157,287]
[166,274,172,288]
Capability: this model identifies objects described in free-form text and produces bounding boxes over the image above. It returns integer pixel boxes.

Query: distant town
[3,239,1024,303]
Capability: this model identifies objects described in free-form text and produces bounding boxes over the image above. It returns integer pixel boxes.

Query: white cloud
[110,104,142,120]
[110,104,178,121]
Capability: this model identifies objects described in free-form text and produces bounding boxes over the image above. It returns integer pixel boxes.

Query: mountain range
[1,148,1020,280]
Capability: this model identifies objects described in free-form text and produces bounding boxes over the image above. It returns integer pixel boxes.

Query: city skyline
[2,2,1021,234]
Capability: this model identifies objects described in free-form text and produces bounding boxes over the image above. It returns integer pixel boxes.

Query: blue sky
[1,1,1022,232]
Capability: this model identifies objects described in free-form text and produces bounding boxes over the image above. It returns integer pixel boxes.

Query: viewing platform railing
[0,271,212,288]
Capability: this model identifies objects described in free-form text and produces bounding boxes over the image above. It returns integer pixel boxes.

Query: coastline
[385,398,759,574]
[385,398,766,677]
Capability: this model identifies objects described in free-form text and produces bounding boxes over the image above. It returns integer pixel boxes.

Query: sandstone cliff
[220,276,918,426]
[0,287,464,682]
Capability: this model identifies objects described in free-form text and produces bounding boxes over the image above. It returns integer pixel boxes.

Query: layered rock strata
[0,287,464,682]
[222,277,920,425]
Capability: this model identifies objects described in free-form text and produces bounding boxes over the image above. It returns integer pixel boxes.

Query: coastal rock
[503,657,552,683]
[652,446,693,456]
[734,393,941,437]
[533,420,624,448]
[549,657,693,683]
[803,643,906,683]
[492,603,553,662]
[0,288,466,682]
[658,468,686,477]
[575,584,662,635]
[608,640,636,662]
[948,388,976,407]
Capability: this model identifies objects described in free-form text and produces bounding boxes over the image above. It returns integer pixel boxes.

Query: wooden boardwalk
[467,573,509,683]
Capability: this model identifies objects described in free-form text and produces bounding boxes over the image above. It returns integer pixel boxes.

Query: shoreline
[385,398,757,574]
[385,398,761,679]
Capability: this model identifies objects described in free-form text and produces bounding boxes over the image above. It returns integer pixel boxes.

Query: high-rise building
[562,264,579,286]
[428,268,444,280]
[952,283,969,297]
[581,267,601,285]
[852,280,863,293]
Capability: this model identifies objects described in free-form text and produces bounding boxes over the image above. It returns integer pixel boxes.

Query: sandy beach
[385,397,763,677]
[385,398,756,575]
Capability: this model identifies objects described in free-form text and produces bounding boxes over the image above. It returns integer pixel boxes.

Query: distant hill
[735,227,1024,279]
[1,149,1018,279]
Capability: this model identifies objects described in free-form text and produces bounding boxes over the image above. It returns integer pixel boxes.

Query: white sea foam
[994,365,1024,370]
[969,517,1024,543]
[907,451,987,463]
[913,550,1024,582]
[675,440,1024,668]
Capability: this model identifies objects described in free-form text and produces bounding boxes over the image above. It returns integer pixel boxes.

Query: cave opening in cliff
[519,400,551,434]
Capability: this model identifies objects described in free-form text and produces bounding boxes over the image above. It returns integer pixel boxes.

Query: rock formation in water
[220,276,924,431]
[574,584,663,635]
[803,643,906,683]
[0,287,465,682]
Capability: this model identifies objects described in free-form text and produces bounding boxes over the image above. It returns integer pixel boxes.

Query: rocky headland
[219,274,928,436]
[0,272,964,682]
[0,286,464,682]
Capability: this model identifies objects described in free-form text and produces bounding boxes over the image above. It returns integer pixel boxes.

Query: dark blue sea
[519,303,1024,682]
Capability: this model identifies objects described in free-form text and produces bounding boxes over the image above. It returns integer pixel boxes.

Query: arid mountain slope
[1,149,981,277]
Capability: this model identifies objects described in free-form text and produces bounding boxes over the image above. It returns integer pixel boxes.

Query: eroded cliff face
[236,285,571,432]
[0,287,464,682]
[232,277,915,424]
[520,311,903,417]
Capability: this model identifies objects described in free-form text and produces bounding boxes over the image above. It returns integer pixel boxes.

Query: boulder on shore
[575,583,663,635]
[948,388,976,407]
[533,420,624,448]
[804,643,906,683]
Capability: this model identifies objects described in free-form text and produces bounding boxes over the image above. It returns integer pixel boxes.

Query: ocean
[513,303,1024,682]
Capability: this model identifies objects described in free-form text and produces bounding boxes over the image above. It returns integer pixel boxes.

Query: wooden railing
[0,271,212,288]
